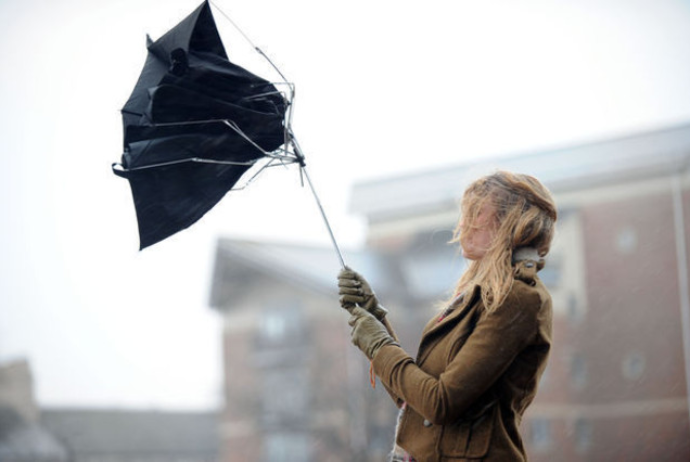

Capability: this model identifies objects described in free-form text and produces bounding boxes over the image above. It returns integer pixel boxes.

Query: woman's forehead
[462,192,491,211]
[461,196,496,223]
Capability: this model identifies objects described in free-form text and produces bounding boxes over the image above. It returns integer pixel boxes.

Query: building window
[622,351,646,380]
[537,258,561,288]
[566,292,584,323]
[615,227,637,254]
[570,354,587,389]
[257,302,306,347]
[261,367,309,426]
[574,418,593,453]
[530,418,552,451]
[263,432,311,462]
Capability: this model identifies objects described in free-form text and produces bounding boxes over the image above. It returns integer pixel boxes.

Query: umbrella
[113,0,344,265]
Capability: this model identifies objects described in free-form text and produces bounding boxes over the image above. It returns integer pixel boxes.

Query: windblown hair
[450,171,557,312]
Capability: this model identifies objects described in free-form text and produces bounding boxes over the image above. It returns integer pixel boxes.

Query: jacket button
[423,419,432,427]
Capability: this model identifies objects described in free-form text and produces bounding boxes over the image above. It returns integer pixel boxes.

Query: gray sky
[1,0,690,410]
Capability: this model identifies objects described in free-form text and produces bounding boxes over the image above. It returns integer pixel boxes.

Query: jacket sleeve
[372,283,542,425]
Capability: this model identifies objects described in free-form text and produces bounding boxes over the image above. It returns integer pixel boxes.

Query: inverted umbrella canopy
[113,0,293,249]
[113,1,345,268]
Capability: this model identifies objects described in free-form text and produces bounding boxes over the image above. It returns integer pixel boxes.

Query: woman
[338,171,557,462]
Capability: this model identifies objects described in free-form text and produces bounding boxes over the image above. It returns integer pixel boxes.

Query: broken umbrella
[113,0,345,267]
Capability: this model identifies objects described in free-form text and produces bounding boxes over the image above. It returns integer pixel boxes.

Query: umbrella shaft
[302,166,346,268]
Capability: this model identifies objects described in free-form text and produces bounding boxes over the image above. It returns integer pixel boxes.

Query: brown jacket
[373,260,552,461]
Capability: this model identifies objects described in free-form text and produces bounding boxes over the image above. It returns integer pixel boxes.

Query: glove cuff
[370,338,399,360]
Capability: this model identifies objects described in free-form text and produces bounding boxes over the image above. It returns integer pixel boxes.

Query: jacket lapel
[416,286,482,364]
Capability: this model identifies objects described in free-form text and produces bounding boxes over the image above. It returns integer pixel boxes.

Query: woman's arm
[372,283,542,425]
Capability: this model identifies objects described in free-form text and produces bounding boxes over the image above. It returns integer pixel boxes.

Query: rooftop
[350,121,690,220]
[42,408,219,459]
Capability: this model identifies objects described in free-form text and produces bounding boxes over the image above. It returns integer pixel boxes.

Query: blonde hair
[450,170,557,312]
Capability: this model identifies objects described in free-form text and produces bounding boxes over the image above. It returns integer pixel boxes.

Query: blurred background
[1,0,690,460]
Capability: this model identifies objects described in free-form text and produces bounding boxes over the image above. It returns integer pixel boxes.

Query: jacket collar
[422,285,481,338]
[512,247,540,264]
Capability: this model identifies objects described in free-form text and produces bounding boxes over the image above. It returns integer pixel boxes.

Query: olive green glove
[348,307,398,360]
[338,267,389,320]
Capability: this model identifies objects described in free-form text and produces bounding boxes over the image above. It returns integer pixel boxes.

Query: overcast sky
[1,0,690,410]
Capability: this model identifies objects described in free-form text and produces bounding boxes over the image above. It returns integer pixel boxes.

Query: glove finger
[340,294,365,306]
[348,306,366,319]
[348,314,359,327]
[341,266,365,280]
[338,286,362,296]
[338,286,364,295]
[338,267,358,279]
[342,304,355,315]
[339,297,357,311]
[350,271,367,283]
[337,278,361,288]
[352,278,373,295]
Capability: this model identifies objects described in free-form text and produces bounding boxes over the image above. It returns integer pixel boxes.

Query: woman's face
[459,202,497,261]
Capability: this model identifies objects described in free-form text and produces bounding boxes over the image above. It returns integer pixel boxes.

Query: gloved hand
[338,267,389,320]
[348,307,398,360]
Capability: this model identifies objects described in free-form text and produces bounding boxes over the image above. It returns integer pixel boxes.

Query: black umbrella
[113,1,344,265]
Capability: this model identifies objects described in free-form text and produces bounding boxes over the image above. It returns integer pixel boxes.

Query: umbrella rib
[115,152,301,172]
[209,0,290,84]
[220,119,302,165]
[221,120,270,156]
[239,90,284,103]
[147,118,293,162]
[115,157,261,172]
[230,158,281,191]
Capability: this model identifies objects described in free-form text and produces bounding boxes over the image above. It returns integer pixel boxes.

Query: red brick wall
[526,189,690,461]
[581,192,685,402]
[222,330,262,462]
[220,307,397,462]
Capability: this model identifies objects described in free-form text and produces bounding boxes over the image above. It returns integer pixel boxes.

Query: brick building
[210,242,407,461]
[210,122,690,461]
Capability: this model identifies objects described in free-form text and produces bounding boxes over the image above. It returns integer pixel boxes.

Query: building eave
[350,121,690,221]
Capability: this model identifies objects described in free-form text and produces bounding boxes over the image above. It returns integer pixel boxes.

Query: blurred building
[41,408,219,462]
[0,359,70,461]
[210,122,690,461]
[0,358,218,462]
[209,241,406,461]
